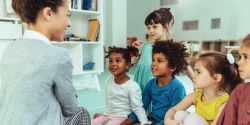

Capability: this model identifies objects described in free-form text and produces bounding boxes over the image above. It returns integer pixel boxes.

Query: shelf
[0,17,20,21]
[225,46,240,48]
[71,9,102,15]
[183,20,199,30]
[73,70,102,75]
[51,41,103,44]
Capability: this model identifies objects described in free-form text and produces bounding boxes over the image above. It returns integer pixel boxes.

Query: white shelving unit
[51,1,104,91]
[0,17,22,39]
[0,17,22,91]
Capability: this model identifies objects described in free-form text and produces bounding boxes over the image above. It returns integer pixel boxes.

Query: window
[211,18,220,29]
[161,0,179,6]
[183,20,199,30]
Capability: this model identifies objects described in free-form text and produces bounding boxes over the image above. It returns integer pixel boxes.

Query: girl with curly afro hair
[91,46,152,125]
[121,40,188,125]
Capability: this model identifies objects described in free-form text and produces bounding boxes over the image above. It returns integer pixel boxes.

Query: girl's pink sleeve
[216,85,240,125]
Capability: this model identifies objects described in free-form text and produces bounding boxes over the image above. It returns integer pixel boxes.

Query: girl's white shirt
[104,75,151,125]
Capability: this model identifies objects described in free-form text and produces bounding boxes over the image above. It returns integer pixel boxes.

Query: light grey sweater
[0,39,78,125]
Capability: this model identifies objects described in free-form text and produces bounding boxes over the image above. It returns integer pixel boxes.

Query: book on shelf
[87,19,99,42]
[82,0,98,11]
[93,24,100,42]
[70,0,98,10]
[82,0,91,10]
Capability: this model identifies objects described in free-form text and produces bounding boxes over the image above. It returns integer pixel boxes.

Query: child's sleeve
[128,83,151,124]
[171,84,186,107]
[216,85,240,125]
[128,81,152,123]
[104,76,112,114]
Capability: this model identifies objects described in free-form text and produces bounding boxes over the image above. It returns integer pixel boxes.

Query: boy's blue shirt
[128,77,186,125]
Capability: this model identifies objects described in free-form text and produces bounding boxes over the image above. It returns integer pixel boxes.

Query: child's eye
[147,27,150,30]
[116,60,121,62]
[152,59,155,62]
[245,56,248,59]
[153,26,157,28]
[158,60,162,62]
[109,60,112,63]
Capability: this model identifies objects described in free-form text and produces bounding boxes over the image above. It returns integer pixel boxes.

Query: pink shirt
[217,83,250,125]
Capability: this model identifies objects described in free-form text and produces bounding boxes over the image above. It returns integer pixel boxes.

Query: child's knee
[183,113,209,125]
[174,110,190,122]
[91,115,105,125]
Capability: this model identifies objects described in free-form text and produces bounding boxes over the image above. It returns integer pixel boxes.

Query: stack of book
[70,0,98,11]
[65,34,90,41]
[64,19,100,42]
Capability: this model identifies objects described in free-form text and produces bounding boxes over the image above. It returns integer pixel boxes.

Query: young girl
[216,33,250,125]
[0,0,90,125]
[164,51,243,125]
[132,7,193,95]
[91,46,151,125]
[121,40,188,125]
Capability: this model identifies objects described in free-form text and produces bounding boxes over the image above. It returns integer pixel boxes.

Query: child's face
[49,0,71,42]
[147,22,167,41]
[238,44,250,79]
[108,52,130,76]
[151,53,174,77]
[193,60,215,90]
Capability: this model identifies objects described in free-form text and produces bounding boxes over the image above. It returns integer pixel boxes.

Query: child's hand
[132,40,143,49]
[120,117,133,125]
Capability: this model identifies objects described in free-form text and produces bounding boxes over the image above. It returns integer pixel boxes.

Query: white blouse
[104,76,151,125]
[22,30,51,45]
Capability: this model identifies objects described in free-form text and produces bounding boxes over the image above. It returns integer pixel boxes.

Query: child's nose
[152,61,156,65]
[192,73,195,79]
[237,59,242,66]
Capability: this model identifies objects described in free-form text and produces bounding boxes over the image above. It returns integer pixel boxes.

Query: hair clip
[129,51,134,57]
[227,54,234,64]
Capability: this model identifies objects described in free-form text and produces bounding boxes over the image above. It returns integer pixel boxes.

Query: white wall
[0,0,5,17]
[164,0,250,42]
[127,0,161,42]
[105,0,127,48]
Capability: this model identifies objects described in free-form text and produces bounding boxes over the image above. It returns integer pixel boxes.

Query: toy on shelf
[83,62,95,70]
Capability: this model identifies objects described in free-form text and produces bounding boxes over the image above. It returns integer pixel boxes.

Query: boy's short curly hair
[152,39,189,76]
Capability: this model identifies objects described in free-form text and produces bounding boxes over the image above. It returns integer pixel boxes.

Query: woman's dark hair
[106,46,139,72]
[152,39,189,76]
[145,7,174,33]
[12,0,64,24]
[195,51,243,95]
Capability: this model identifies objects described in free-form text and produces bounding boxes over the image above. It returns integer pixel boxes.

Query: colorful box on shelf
[83,62,95,70]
